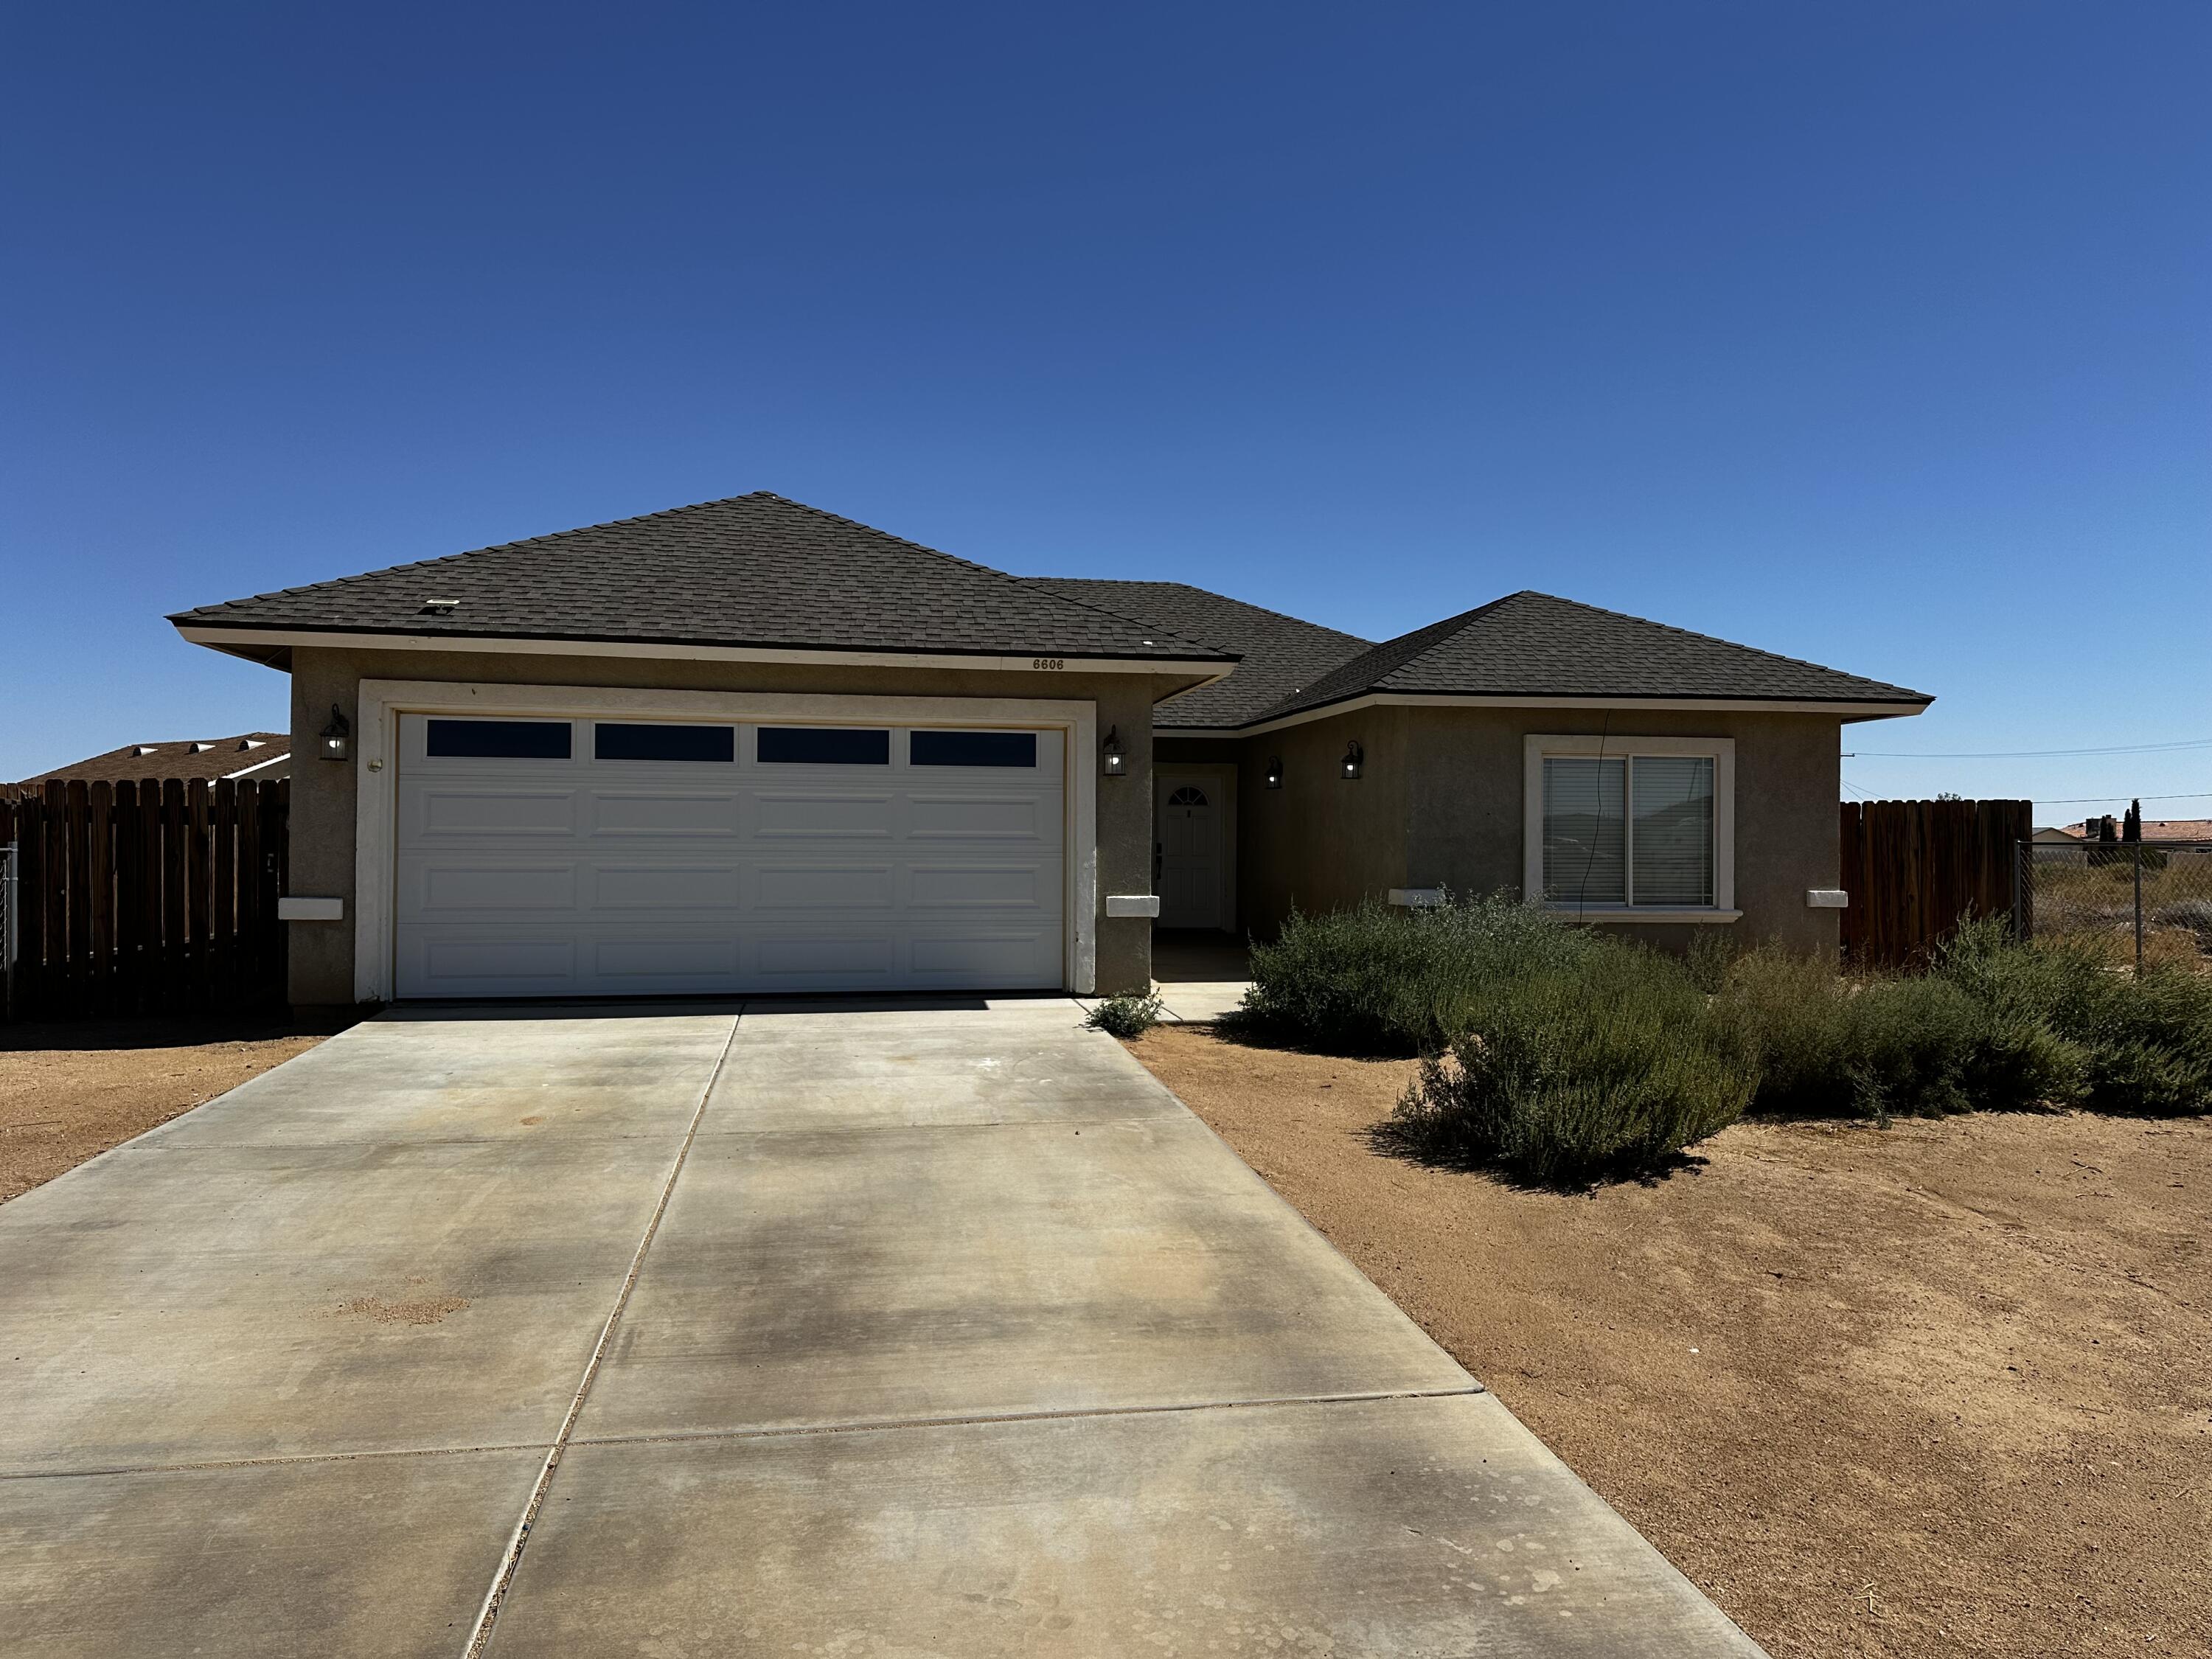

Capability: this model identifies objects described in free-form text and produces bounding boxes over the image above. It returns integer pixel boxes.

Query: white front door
[1155,782,1221,929]
[392,713,1065,997]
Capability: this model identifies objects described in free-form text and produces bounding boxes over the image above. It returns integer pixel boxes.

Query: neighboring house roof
[2063,818,2212,841]
[2031,826,2084,843]
[1249,591,1932,723]
[1021,578,1371,728]
[11,734,290,789]
[171,493,1235,669]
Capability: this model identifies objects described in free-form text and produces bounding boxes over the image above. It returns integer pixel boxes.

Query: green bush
[1242,893,1595,1054]
[1391,937,1754,1185]
[1086,989,1164,1038]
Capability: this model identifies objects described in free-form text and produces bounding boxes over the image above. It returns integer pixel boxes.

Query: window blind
[1630,756,1714,905]
[1542,757,1627,905]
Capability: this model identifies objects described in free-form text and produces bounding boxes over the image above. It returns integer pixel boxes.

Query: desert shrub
[1086,990,1164,1038]
[1391,936,1753,1184]
[1242,893,1594,1054]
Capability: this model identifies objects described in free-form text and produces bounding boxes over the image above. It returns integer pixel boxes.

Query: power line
[2031,790,2212,807]
[1843,736,2212,760]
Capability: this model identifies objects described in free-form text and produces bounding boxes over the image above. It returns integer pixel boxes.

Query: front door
[1155,782,1221,929]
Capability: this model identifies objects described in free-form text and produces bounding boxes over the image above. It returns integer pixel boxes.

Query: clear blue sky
[5,4,2206,821]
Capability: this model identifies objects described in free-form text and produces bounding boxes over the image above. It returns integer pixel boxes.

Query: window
[1525,737,1732,914]
[426,719,571,759]
[594,723,734,763]
[1166,785,1209,807]
[757,726,890,765]
[910,730,1037,768]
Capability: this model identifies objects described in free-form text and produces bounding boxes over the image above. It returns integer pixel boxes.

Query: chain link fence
[2017,840,2212,972]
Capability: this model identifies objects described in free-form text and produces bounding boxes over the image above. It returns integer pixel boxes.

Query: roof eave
[170,619,1238,678]
[1228,689,1933,737]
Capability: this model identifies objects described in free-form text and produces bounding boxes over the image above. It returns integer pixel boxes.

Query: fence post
[2134,843,2144,976]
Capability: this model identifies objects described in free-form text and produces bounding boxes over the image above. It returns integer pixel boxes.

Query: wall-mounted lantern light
[1100,726,1126,777]
[320,704,352,762]
[1340,740,1363,781]
[1263,754,1284,790]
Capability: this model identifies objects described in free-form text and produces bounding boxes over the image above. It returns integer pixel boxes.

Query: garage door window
[425,719,572,759]
[757,727,891,765]
[594,723,735,763]
[910,731,1037,768]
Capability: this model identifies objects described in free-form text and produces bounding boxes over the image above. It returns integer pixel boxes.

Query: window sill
[1541,906,1742,924]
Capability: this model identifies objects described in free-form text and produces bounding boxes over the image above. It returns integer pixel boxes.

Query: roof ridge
[1029,577,1371,647]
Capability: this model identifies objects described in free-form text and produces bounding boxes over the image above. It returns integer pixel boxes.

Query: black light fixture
[1263,754,1283,790]
[1340,740,1363,781]
[319,704,351,762]
[1100,726,1126,777]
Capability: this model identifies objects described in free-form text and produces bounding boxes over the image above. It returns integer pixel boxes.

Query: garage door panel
[907,863,1054,909]
[755,863,897,910]
[753,793,897,840]
[593,938,742,981]
[417,789,579,838]
[589,865,745,910]
[394,714,1066,998]
[420,864,578,911]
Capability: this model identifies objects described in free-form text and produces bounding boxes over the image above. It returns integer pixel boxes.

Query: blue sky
[4,4,2206,821]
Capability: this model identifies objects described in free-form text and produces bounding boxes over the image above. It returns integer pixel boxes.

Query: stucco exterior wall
[1397,706,1843,954]
[1229,706,1412,935]
[1211,703,1843,954]
[284,646,1170,1007]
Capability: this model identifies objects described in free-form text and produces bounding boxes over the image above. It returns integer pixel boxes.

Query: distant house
[9,733,290,792]
[2061,817,2212,842]
[2031,826,2082,844]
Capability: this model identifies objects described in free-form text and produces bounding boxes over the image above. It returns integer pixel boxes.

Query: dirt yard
[0,1020,329,1202]
[1127,1023,2212,1659]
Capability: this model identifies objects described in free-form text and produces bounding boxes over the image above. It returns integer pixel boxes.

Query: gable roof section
[11,734,289,789]
[172,493,1235,669]
[1254,591,1930,723]
[1022,578,1370,728]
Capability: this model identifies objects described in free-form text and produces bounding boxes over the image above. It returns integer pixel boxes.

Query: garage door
[393,714,1066,998]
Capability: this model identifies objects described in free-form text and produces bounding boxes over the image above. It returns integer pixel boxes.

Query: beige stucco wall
[1211,703,1845,954]
[285,646,1172,1007]
[1228,706,1412,933]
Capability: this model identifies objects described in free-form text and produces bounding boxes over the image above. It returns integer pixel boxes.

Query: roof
[11,734,290,789]
[1251,591,1931,723]
[2063,818,2212,841]
[172,493,1237,669]
[1020,579,1370,728]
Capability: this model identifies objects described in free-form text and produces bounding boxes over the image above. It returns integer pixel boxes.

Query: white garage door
[393,713,1066,998]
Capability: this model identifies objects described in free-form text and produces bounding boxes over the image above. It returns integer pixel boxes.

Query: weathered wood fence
[1,779,288,1020]
[1838,798,2031,970]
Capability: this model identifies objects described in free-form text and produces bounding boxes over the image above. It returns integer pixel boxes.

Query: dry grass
[1128,1022,2212,1659]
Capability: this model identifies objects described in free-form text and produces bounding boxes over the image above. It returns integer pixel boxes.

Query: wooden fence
[1838,798,2031,970]
[1,778,288,1020]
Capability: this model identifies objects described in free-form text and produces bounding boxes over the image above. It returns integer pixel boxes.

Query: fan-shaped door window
[1166,785,1209,807]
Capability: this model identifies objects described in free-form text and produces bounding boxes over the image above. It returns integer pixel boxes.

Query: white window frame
[352,678,1098,1002]
[1522,734,1739,922]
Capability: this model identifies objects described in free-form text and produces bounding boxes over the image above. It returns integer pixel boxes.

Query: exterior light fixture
[1100,726,1126,777]
[1340,740,1363,781]
[1264,754,1283,790]
[320,704,351,762]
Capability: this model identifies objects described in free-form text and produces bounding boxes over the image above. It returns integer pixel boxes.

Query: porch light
[1100,726,1126,777]
[1340,740,1363,781]
[1264,754,1283,789]
[320,705,351,762]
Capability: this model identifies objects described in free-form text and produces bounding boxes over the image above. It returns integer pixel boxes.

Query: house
[2062,818,2212,842]
[2032,826,2083,844]
[8,733,289,793]
[170,493,1930,1009]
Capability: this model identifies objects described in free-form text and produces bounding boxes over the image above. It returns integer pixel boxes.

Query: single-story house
[170,493,1931,1009]
[7,732,290,793]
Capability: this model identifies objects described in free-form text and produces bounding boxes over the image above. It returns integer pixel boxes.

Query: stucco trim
[350,679,1100,1003]
[1522,734,1737,917]
[1180,691,1927,740]
[177,623,1231,682]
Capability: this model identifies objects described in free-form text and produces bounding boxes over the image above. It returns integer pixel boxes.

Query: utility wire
[1843,736,2212,759]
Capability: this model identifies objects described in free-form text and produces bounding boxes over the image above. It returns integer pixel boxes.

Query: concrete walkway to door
[0,998,1763,1658]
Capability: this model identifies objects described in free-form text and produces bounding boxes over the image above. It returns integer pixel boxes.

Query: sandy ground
[1126,1023,2212,1659]
[0,1020,328,1202]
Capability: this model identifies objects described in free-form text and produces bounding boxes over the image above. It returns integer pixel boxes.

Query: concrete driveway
[1,999,1762,1658]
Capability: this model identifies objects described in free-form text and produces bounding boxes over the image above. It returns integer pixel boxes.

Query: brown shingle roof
[11,734,290,789]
